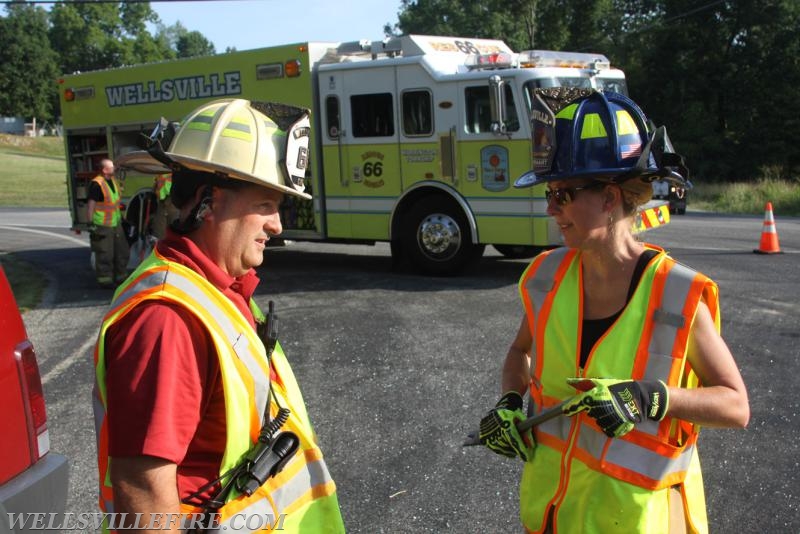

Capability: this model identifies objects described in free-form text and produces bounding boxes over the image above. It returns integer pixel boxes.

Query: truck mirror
[489,75,507,135]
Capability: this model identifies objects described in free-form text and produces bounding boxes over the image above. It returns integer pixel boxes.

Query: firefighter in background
[86,158,130,288]
[93,99,344,533]
[151,172,180,239]
[477,89,749,533]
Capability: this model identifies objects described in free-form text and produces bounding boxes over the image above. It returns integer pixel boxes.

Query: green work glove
[478,391,535,461]
[563,378,669,438]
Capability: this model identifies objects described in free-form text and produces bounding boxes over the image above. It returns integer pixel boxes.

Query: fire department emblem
[481,145,509,192]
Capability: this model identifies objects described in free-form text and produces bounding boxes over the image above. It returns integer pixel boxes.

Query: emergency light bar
[464,52,515,70]
[518,50,610,70]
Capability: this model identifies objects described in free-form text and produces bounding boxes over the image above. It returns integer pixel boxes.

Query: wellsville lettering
[105,72,242,107]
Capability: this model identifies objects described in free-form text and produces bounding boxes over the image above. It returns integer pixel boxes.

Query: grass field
[0,134,68,208]
[0,253,43,312]
[689,177,800,216]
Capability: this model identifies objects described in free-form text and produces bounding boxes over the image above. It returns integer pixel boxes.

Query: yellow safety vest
[91,176,122,227]
[93,250,344,533]
[518,245,719,534]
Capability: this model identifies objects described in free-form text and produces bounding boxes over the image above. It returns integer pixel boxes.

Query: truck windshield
[523,77,629,111]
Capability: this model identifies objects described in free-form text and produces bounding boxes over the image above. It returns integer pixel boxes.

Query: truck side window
[351,93,394,138]
[326,96,340,139]
[402,90,433,136]
[465,85,520,134]
[465,87,491,134]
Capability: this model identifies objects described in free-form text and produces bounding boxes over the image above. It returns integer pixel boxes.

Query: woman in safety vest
[93,99,345,533]
[476,89,749,534]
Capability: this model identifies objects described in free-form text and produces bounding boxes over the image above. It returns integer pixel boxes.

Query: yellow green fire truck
[58,34,668,274]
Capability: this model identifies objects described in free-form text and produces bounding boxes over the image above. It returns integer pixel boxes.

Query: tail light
[15,340,49,461]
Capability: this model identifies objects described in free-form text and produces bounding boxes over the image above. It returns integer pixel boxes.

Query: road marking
[0,225,88,247]
[2,223,93,384]
[10,224,72,229]
[42,330,98,386]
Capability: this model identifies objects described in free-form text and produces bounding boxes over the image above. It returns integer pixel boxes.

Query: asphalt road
[1,208,798,533]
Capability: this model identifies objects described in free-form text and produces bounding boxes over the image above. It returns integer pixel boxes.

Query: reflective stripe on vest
[92,176,122,227]
[209,448,336,532]
[110,266,270,425]
[93,251,342,533]
[520,246,707,490]
[519,246,572,411]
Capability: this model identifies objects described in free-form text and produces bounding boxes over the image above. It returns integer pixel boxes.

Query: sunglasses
[545,183,605,205]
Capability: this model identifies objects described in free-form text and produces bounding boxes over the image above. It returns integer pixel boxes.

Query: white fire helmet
[118,98,311,199]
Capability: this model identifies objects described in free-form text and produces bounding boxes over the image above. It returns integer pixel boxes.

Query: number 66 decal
[363,161,383,177]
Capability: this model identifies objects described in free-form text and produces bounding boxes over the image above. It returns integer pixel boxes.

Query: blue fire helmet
[514,88,689,188]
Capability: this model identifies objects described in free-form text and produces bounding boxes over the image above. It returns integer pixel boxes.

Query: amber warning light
[285,60,302,78]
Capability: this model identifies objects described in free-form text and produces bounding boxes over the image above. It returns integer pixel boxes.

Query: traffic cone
[753,202,783,254]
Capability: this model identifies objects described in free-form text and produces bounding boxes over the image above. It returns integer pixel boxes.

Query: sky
[151,0,404,52]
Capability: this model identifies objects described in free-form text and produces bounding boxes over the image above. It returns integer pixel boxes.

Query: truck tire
[492,244,540,259]
[403,197,483,275]
[671,198,687,215]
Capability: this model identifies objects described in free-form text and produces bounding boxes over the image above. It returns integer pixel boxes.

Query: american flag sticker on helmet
[620,142,642,159]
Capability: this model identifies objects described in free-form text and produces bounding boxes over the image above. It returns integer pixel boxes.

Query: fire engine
[58,34,669,274]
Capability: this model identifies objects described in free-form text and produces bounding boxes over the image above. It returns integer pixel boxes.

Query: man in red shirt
[104,228,257,504]
[94,99,344,533]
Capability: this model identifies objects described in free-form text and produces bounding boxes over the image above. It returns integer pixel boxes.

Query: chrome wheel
[402,196,483,275]
[417,212,461,261]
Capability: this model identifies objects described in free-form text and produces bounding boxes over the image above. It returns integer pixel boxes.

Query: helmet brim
[116,150,172,175]
[117,150,312,200]
[514,168,636,188]
[513,170,542,189]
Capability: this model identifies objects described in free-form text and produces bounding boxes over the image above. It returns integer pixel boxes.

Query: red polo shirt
[104,230,260,500]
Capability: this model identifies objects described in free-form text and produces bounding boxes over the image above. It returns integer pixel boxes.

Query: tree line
[392,0,800,182]
[3,0,798,182]
[0,1,217,129]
